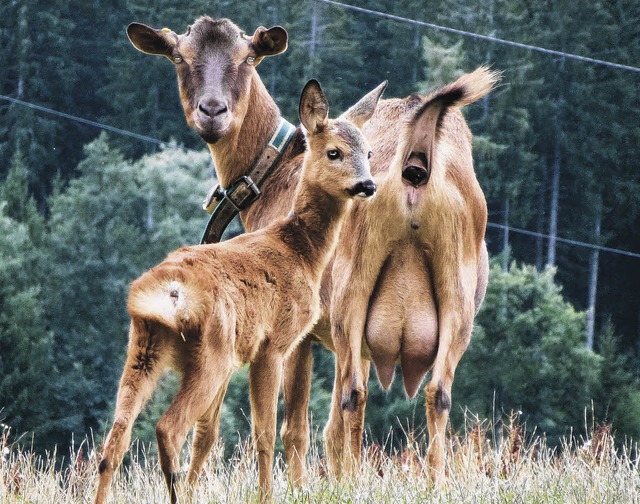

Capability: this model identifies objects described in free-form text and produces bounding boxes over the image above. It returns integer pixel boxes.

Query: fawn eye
[368,151,373,159]
[327,149,341,160]
[173,55,183,64]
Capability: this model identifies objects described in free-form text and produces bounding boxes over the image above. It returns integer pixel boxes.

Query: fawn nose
[348,179,377,199]
[197,97,228,118]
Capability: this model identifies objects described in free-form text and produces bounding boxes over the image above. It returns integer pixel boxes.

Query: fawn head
[298,79,387,201]
[127,16,287,144]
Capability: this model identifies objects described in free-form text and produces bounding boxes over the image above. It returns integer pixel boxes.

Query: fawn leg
[156,362,231,504]
[280,336,312,487]
[249,348,283,501]
[186,375,231,487]
[94,319,168,504]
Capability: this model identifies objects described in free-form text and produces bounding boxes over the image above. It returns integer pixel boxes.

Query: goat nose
[348,179,377,199]
[198,98,228,118]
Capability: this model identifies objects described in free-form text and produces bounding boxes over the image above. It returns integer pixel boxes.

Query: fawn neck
[207,73,280,188]
[283,178,350,273]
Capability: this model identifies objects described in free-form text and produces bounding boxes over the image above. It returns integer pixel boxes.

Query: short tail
[398,66,500,171]
[423,66,501,111]
[127,273,207,333]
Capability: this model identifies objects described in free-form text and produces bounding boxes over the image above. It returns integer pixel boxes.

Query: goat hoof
[341,389,359,412]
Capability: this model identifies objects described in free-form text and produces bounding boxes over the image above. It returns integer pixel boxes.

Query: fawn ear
[340,81,387,129]
[250,26,288,65]
[127,23,178,59]
[299,79,329,134]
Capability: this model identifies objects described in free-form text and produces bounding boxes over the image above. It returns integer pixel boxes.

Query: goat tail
[127,273,208,334]
[424,66,501,111]
[396,66,500,169]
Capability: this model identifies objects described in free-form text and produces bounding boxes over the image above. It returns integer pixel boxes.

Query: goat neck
[207,73,281,188]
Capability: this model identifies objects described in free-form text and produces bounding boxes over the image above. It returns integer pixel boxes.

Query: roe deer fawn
[94,78,385,504]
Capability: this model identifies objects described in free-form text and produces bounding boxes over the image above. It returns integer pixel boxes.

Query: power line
[313,0,640,74]
[0,94,167,147]
[487,223,640,259]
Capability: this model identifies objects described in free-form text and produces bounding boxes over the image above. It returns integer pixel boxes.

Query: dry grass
[1,417,638,503]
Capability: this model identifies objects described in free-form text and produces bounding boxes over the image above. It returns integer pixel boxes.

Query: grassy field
[1,419,638,503]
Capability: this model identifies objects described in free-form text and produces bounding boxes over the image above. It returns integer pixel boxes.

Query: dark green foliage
[593,322,640,443]
[0,156,54,452]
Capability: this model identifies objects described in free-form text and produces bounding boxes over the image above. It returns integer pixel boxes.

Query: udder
[365,245,438,398]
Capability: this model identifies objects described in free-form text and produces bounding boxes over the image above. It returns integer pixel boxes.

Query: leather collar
[200,117,297,243]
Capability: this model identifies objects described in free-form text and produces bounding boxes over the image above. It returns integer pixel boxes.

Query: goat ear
[299,80,329,134]
[250,26,288,65]
[127,23,178,59]
[340,81,387,129]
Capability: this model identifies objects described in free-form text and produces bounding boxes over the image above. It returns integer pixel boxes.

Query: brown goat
[126,16,498,487]
[93,79,385,504]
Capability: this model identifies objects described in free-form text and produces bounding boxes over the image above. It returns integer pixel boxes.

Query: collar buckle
[203,176,261,215]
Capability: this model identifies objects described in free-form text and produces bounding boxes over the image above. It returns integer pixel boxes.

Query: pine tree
[43,135,211,447]
[0,155,54,452]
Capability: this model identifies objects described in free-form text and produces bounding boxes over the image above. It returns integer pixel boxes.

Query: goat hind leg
[425,307,474,485]
[94,319,167,504]
[280,336,312,487]
[342,358,370,475]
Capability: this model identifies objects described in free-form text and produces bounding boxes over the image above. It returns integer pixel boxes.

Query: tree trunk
[308,1,318,75]
[546,57,565,268]
[536,158,547,271]
[546,146,560,268]
[586,202,601,350]
[502,197,509,273]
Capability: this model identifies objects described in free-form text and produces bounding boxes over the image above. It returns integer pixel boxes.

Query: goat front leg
[425,263,477,486]
[250,347,283,501]
[94,319,168,504]
[327,232,387,477]
[156,362,231,504]
[323,356,345,477]
[280,336,312,487]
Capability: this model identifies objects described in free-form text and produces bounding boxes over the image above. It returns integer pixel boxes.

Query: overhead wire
[487,223,640,259]
[313,0,640,74]
[0,94,166,146]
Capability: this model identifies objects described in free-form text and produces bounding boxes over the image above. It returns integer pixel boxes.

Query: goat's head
[127,16,287,144]
[299,79,387,201]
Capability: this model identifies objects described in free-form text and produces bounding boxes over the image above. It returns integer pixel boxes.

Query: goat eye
[327,149,341,160]
[368,151,373,159]
[173,55,183,64]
